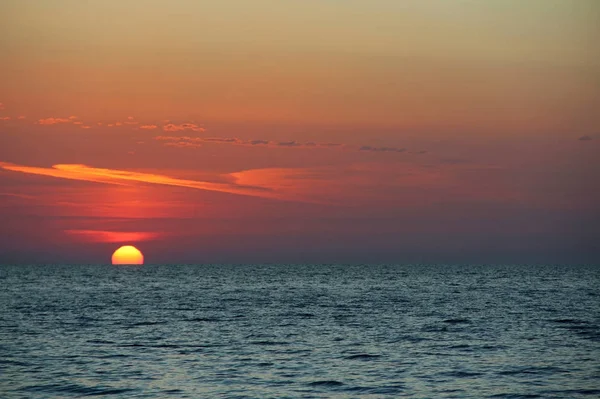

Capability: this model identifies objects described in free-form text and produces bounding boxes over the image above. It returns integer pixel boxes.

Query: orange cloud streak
[0,161,281,200]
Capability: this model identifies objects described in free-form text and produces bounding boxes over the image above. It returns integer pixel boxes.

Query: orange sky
[0,1,598,263]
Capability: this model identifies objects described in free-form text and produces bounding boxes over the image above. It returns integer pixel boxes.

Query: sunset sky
[1,0,598,264]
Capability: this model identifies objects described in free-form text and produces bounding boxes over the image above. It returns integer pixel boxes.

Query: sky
[0,0,598,264]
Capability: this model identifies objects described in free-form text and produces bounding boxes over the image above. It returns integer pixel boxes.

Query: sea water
[0,263,598,398]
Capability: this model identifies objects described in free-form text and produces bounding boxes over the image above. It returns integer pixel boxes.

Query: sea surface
[0,263,599,398]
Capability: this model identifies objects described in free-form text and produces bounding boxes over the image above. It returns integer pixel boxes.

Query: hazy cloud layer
[1,102,419,155]
[0,103,421,156]
[65,229,163,243]
[359,146,406,153]
[156,135,346,150]
[155,135,417,155]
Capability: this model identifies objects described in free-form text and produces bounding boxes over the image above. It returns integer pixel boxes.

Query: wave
[344,353,382,360]
[21,383,135,396]
[307,380,344,387]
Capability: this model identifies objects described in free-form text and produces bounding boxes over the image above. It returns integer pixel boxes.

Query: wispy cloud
[157,136,203,148]
[0,192,36,200]
[359,146,406,153]
[277,140,303,147]
[248,140,270,145]
[0,161,285,201]
[156,135,343,150]
[0,159,520,210]
[38,117,72,125]
[164,141,203,148]
[3,104,211,135]
[155,135,420,155]
[104,118,139,126]
[578,135,593,141]
[203,137,241,144]
[163,123,206,132]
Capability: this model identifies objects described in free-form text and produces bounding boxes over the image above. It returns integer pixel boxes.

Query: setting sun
[111,245,144,265]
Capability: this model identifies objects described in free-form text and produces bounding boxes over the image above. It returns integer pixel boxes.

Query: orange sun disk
[112,245,144,265]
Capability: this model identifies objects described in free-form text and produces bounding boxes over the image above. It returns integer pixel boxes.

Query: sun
[112,245,144,265]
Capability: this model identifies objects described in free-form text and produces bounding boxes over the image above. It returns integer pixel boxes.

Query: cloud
[273,140,344,149]
[0,161,283,200]
[0,192,36,200]
[278,140,303,147]
[155,135,416,156]
[578,135,593,141]
[2,159,500,209]
[156,135,345,150]
[248,140,270,145]
[203,137,242,144]
[0,116,10,121]
[359,146,406,153]
[165,141,203,148]
[139,125,158,130]
[38,117,72,125]
[162,123,206,132]
[17,116,26,120]
[156,136,203,147]
[65,230,162,243]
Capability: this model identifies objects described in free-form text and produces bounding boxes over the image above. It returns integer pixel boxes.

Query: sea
[0,263,598,398]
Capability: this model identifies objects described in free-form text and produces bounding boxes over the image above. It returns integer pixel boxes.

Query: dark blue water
[1,264,599,398]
